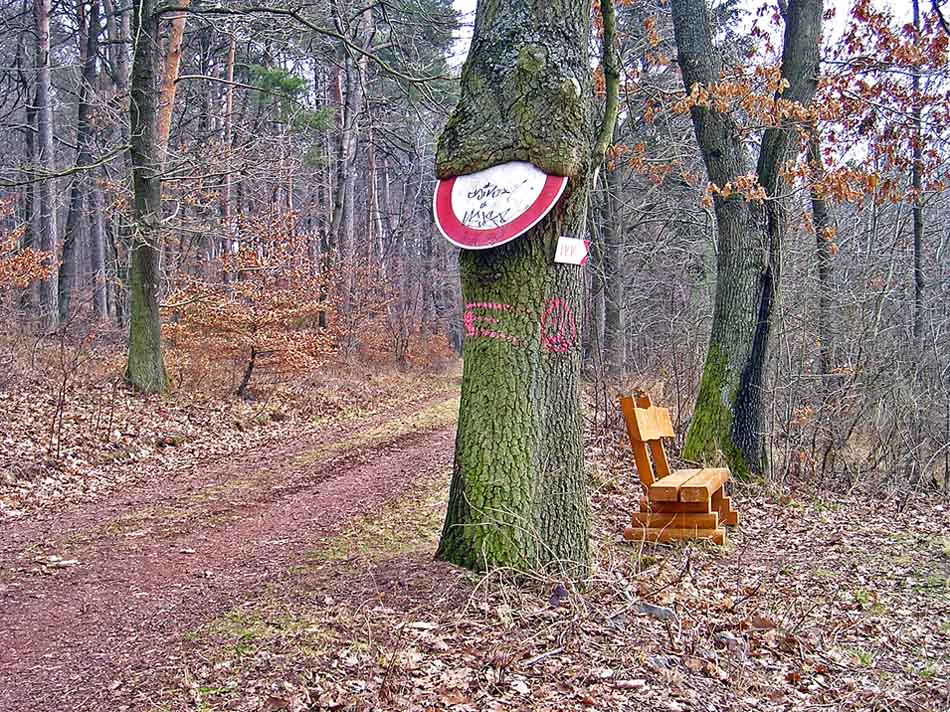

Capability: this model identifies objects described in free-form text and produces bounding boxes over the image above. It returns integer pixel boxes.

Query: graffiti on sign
[434,161,569,250]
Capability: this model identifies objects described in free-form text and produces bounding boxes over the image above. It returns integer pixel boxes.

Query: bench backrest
[619,392,674,488]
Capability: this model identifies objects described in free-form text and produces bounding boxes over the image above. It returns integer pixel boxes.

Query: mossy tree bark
[671,0,822,477]
[435,0,617,575]
[125,0,169,393]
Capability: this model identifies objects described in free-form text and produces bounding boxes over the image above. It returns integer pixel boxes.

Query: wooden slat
[649,468,702,501]
[631,512,719,529]
[711,489,739,526]
[620,396,656,487]
[630,404,675,442]
[641,498,713,514]
[648,439,671,479]
[679,469,729,502]
[623,526,725,545]
[630,441,655,488]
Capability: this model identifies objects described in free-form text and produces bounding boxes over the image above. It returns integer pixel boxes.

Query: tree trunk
[34,0,58,329]
[808,126,835,376]
[156,0,191,163]
[219,33,237,271]
[15,33,36,315]
[125,0,169,393]
[585,198,605,368]
[59,0,100,324]
[602,163,625,376]
[672,0,822,477]
[912,0,925,348]
[328,14,364,266]
[434,0,601,575]
[89,174,109,319]
[103,0,131,326]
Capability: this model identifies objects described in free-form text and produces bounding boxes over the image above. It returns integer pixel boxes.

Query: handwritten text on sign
[434,161,569,250]
[452,162,547,230]
[554,236,590,266]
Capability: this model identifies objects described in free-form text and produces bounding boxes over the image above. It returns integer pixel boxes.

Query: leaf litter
[156,448,949,712]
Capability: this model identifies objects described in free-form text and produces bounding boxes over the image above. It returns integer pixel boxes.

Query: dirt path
[0,394,458,712]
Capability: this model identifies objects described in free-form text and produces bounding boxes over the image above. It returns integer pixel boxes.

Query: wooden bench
[619,392,739,545]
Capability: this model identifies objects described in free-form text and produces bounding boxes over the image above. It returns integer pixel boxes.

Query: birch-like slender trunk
[602,162,625,376]
[34,0,58,328]
[808,126,835,376]
[220,33,237,268]
[912,0,925,348]
[59,0,101,323]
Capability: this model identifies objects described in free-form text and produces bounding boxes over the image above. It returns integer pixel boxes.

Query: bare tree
[125,0,168,392]
[671,0,823,476]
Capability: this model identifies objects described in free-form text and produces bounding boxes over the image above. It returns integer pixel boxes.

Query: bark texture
[157,0,191,162]
[912,0,925,347]
[59,0,100,323]
[435,0,595,575]
[602,164,625,376]
[808,126,835,376]
[672,0,823,476]
[34,0,57,328]
[125,0,169,393]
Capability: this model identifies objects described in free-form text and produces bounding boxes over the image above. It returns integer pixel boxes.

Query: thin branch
[0,145,129,188]
[163,3,449,86]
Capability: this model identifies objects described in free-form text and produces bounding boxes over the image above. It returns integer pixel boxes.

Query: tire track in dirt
[0,395,458,712]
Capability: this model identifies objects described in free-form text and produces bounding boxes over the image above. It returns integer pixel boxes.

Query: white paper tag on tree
[554,236,590,265]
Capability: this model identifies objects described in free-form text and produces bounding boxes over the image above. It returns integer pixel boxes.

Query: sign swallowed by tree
[433,161,568,249]
[432,0,620,576]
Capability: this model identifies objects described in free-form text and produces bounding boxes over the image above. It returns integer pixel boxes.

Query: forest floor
[1,369,948,712]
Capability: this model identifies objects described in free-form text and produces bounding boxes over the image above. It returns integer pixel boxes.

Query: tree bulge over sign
[434,0,614,575]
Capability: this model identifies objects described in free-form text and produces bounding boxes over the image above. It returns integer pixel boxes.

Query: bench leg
[713,488,740,526]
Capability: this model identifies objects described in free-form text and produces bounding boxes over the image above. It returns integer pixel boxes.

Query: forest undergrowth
[148,390,949,712]
[0,331,458,520]
[2,339,947,712]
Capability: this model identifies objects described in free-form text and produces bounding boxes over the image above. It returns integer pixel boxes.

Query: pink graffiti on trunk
[540,297,577,353]
[463,298,577,353]
[463,302,522,345]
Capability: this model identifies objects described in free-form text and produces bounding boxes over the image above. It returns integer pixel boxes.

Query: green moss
[434,0,593,179]
[517,44,547,74]
[683,344,752,479]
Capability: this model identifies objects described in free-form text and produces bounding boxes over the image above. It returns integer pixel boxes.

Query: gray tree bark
[912,0,925,348]
[602,163,625,376]
[125,0,169,392]
[59,0,101,323]
[89,174,109,319]
[808,127,835,376]
[34,0,58,329]
[15,32,36,314]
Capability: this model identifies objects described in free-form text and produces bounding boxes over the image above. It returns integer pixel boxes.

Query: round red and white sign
[433,161,568,250]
